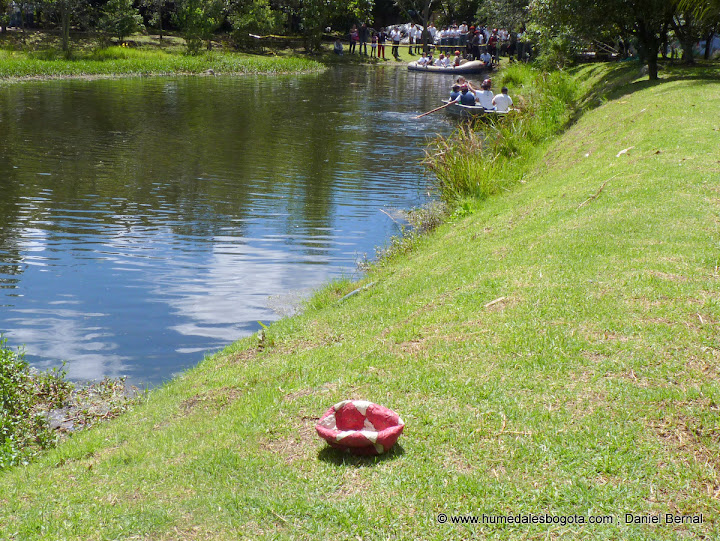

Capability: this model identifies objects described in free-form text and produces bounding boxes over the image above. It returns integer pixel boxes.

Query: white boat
[407,60,492,74]
[441,100,515,119]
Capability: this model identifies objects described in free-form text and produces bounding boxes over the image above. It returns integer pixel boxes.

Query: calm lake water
[0,66,459,385]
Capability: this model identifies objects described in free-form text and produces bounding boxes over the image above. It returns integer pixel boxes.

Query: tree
[531,0,675,80]
[476,0,529,29]
[42,0,89,53]
[394,0,436,51]
[173,0,227,53]
[229,0,280,49]
[100,0,144,43]
[670,10,698,63]
[680,0,720,58]
[284,0,373,53]
[141,0,171,40]
[1,0,9,33]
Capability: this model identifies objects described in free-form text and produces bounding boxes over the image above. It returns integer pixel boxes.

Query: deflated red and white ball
[315,400,405,455]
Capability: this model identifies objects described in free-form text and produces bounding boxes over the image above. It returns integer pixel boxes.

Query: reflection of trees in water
[0,144,24,287]
[0,75,365,261]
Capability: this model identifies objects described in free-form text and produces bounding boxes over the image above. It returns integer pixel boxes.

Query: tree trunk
[421,1,431,52]
[647,52,658,80]
[157,0,164,40]
[61,5,71,54]
[636,18,660,80]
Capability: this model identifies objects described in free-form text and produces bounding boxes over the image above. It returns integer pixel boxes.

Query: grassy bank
[0,30,441,81]
[0,46,323,80]
[1,62,720,539]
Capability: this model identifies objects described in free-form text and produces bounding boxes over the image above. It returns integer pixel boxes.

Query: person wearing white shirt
[476,78,494,109]
[480,50,492,65]
[391,26,401,58]
[411,24,422,54]
[492,87,514,112]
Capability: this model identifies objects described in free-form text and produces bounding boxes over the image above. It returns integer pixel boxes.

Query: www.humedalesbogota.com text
[437,513,703,526]
[437,514,612,525]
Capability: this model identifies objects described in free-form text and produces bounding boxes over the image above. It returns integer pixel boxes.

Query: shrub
[0,338,72,469]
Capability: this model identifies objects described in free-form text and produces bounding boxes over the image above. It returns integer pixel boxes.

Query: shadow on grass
[578,60,720,105]
[317,442,405,466]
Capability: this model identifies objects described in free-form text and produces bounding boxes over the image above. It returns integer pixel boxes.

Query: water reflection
[0,66,459,385]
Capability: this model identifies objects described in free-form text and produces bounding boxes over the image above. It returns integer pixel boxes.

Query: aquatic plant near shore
[0,338,142,470]
[0,338,71,469]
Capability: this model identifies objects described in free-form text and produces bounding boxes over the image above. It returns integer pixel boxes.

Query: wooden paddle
[414,101,456,119]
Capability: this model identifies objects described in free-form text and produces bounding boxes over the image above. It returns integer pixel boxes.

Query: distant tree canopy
[1,0,716,69]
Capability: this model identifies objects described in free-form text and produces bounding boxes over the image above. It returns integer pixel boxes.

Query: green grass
[1,62,719,539]
[0,43,323,80]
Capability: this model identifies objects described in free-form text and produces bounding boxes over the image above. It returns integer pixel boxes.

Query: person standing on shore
[349,26,358,54]
[391,26,401,59]
[377,28,387,59]
[359,23,369,56]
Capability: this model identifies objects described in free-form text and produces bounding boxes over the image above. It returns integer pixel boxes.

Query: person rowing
[448,84,462,103]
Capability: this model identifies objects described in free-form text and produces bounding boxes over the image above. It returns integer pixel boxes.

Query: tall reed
[425,63,580,204]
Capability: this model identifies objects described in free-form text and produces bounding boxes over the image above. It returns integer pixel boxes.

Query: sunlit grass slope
[1,64,719,540]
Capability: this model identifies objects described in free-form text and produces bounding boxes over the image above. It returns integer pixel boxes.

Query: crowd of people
[334,22,533,64]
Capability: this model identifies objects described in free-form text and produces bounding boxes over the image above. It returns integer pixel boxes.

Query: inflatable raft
[407,60,491,74]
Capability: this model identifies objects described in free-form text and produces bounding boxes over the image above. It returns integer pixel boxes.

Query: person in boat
[492,86,513,112]
[476,78,494,110]
[479,49,492,66]
[436,53,449,67]
[459,84,477,106]
[449,84,462,103]
[452,50,462,66]
[455,76,478,94]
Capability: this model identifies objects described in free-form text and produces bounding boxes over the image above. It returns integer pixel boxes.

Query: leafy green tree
[100,0,144,43]
[476,0,529,29]
[1,0,9,33]
[679,0,720,58]
[285,0,373,53]
[174,0,227,53]
[41,0,90,53]
[141,0,171,39]
[531,0,675,80]
[228,0,280,49]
